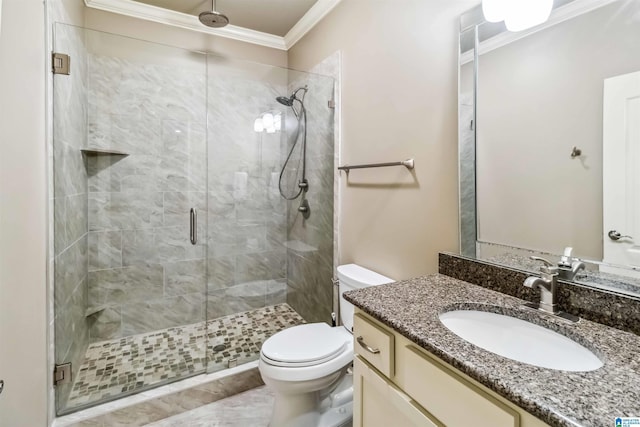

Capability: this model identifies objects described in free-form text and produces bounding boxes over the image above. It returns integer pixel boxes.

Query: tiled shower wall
[206,60,288,322]
[52,24,90,403]
[54,27,336,355]
[285,64,336,324]
[85,50,208,341]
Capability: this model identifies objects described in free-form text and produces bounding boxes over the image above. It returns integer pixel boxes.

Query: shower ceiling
[133,0,318,36]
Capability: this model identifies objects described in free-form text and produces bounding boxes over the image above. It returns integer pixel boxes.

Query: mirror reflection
[459,0,640,297]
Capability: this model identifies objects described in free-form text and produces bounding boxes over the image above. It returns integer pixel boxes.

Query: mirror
[459,0,640,298]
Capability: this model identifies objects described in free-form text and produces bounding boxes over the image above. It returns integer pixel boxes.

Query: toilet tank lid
[336,264,394,288]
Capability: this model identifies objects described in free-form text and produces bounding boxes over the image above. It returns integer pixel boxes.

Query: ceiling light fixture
[254,112,282,134]
[482,0,554,32]
[482,0,508,22]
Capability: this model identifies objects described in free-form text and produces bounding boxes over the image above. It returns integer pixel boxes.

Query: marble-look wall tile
[207,287,265,320]
[207,256,235,292]
[207,220,237,258]
[55,275,89,407]
[204,69,290,318]
[160,155,207,193]
[163,192,207,228]
[53,26,88,151]
[156,225,207,263]
[165,259,206,297]
[87,263,163,307]
[459,94,477,257]
[207,190,235,221]
[235,224,267,255]
[88,307,122,341]
[235,251,285,284]
[66,194,88,244]
[87,154,158,193]
[52,23,91,411]
[54,196,68,255]
[121,229,158,266]
[88,231,122,271]
[84,52,209,343]
[55,235,88,310]
[121,293,204,336]
[284,70,335,324]
[55,277,88,363]
[88,192,163,232]
[286,251,333,324]
[54,141,87,200]
[265,279,287,306]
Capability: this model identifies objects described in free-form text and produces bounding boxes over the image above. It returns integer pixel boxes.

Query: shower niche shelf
[80,148,129,156]
[85,304,109,317]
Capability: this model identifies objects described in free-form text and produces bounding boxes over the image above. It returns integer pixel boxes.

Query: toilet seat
[260,323,353,382]
[261,323,348,367]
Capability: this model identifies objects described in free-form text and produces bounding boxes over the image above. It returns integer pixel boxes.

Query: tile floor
[66,304,304,409]
[143,386,274,427]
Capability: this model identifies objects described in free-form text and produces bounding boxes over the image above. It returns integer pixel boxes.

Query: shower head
[276,96,294,107]
[199,0,229,28]
[276,86,308,107]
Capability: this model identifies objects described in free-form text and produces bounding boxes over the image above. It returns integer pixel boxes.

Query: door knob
[608,230,633,241]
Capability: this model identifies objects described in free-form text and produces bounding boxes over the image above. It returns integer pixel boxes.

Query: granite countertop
[344,274,640,427]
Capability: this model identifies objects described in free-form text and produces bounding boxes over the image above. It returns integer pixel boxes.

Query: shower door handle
[190,208,197,245]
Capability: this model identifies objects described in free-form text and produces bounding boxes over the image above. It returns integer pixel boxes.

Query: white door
[603,70,640,276]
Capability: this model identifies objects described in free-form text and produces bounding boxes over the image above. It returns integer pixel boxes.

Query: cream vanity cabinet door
[353,355,443,427]
[353,309,550,427]
[396,343,519,427]
[395,336,550,427]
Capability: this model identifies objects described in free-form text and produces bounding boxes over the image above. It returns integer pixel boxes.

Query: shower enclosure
[52,24,335,414]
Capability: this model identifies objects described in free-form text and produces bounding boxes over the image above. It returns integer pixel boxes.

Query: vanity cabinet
[353,310,550,427]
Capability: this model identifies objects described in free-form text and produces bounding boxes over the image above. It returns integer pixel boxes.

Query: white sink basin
[439,310,603,372]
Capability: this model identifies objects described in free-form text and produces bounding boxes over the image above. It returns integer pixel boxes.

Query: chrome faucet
[524,256,560,314]
[557,247,586,281]
[523,256,579,322]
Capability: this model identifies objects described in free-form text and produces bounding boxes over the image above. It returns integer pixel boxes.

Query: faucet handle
[558,247,574,267]
[530,256,559,274]
[530,256,553,266]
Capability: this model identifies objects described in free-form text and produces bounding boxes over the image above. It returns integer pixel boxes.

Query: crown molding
[460,0,619,64]
[84,0,342,51]
[284,0,342,48]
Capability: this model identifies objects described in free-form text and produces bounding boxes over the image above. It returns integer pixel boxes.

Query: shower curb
[54,363,264,427]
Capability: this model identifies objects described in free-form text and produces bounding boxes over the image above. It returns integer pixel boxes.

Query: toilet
[259,264,394,427]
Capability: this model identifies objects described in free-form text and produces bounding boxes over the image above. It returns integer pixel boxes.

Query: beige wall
[288,0,477,280]
[49,0,286,67]
[0,0,48,425]
[475,1,640,261]
[83,8,287,67]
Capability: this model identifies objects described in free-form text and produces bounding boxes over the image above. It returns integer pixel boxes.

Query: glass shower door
[204,56,335,373]
[52,24,208,414]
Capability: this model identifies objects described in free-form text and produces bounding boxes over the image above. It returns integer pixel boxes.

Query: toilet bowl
[259,264,394,427]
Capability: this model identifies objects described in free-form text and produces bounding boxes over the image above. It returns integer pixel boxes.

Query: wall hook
[571,146,582,158]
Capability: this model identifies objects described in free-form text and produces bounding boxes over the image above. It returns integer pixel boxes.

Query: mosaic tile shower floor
[66,304,304,408]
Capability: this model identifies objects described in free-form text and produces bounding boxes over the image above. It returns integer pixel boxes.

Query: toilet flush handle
[356,336,380,354]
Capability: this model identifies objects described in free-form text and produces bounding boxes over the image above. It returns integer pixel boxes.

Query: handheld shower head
[275,86,308,107]
[276,96,294,107]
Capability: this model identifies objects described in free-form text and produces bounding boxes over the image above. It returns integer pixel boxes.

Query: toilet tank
[337,264,394,332]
